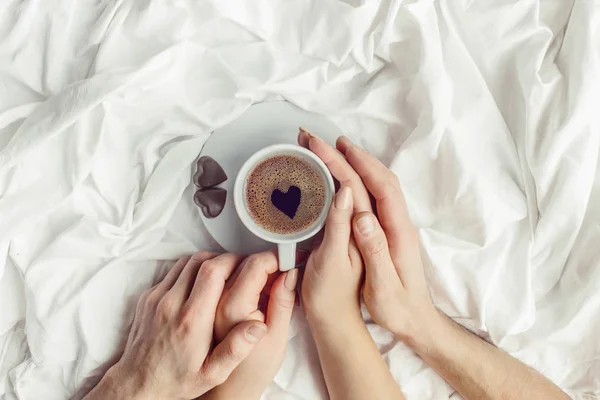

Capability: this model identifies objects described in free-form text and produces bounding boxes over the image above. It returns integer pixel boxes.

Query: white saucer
[197,101,342,255]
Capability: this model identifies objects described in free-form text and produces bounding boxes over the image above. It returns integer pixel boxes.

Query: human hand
[300,184,364,326]
[205,250,300,400]
[299,129,435,343]
[84,252,266,400]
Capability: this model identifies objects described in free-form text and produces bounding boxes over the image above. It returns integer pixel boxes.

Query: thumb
[320,186,353,255]
[201,320,266,388]
[352,212,398,287]
[266,269,298,335]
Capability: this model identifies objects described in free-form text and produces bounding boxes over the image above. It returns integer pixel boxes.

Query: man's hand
[84,252,267,400]
[205,250,300,400]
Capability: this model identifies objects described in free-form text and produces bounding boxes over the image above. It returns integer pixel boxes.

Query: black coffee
[245,154,326,234]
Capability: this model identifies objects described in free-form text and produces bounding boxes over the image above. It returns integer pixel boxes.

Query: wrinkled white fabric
[1,0,599,399]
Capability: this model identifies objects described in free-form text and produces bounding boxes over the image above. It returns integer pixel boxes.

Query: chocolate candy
[194,187,227,218]
[193,156,228,188]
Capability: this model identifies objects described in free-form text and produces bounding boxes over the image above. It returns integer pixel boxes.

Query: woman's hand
[298,129,407,400]
[84,252,266,400]
[301,185,364,325]
[205,250,300,400]
[299,130,435,343]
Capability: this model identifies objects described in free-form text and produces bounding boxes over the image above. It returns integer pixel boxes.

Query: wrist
[307,308,366,339]
[402,308,448,355]
[87,363,153,400]
[304,299,362,328]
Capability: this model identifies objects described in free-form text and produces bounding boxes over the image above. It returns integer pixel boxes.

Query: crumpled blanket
[0,0,599,399]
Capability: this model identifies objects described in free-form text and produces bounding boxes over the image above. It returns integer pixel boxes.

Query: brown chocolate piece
[194,187,227,218]
[193,156,227,188]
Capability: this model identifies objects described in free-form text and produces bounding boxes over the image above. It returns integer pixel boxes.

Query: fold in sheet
[0,0,599,399]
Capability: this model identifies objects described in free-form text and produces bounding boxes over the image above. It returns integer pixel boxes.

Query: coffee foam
[245,154,326,235]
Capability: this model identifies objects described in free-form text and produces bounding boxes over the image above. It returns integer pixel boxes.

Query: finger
[298,127,310,148]
[154,256,191,293]
[224,248,306,292]
[342,137,420,267]
[224,250,274,292]
[302,131,372,213]
[225,251,279,320]
[250,308,266,323]
[261,270,283,297]
[169,252,220,300]
[320,186,353,255]
[352,212,399,287]
[187,253,245,323]
[265,269,298,334]
[201,320,267,390]
[342,136,404,207]
[336,135,354,154]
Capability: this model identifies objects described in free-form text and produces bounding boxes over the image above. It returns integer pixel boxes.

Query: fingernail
[341,135,354,145]
[246,324,266,343]
[344,138,363,153]
[295,249,309,265]
[356,214,375,235]
[303,129,322,142]
[299,127,316,139]
[335,186,352,210]
[284,268,299,290]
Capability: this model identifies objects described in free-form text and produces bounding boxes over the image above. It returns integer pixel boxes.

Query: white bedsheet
[1,0,599,398]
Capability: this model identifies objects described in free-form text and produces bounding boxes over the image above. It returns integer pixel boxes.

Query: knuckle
[177,305,196,333]
[224,342,245,363]
[384,183,399,198]
[347,174,362,187]
[222,301,240,323]
[200,259,223,280]
[386,169,400,184]
[135,291,151,313]
[177,255,192,267]
[243,253,263,269]
[138,289,151,304]
[145,289,162,306]
[274,295,296,310]
[364,237,388,258]
[327,220,349,235]
[242,254,265,274]
[156,295,176,319]
[192,251,214,262]
[243,252,276,274]
[348,176,367,194]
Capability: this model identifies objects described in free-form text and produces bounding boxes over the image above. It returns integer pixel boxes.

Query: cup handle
[278,242,296,271]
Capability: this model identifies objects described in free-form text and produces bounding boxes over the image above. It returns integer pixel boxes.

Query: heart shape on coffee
[271,185,301,219]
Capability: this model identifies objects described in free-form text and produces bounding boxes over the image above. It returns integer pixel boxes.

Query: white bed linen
[0,0,599,398]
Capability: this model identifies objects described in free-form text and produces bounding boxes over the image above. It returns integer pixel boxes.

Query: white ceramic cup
[234,144,335,271]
